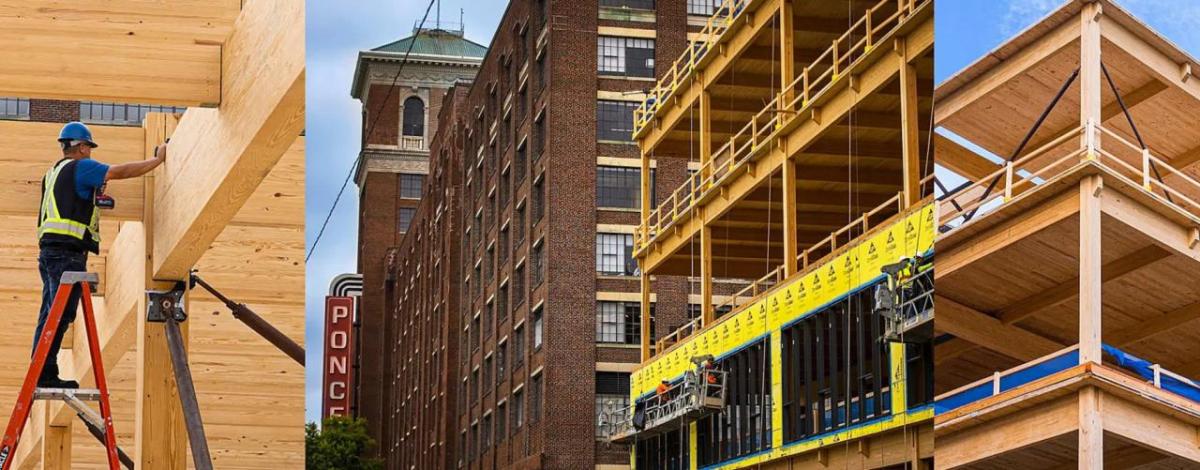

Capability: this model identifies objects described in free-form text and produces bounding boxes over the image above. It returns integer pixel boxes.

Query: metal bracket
[146,281,187,323]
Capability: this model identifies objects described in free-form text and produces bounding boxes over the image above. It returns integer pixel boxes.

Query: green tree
[305,416,383,470]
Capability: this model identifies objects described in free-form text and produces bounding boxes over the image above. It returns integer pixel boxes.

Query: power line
[306,0,439,263]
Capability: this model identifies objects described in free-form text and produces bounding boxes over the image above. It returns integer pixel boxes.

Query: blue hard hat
[58,121,98,148]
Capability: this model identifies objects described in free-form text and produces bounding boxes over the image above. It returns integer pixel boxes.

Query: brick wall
[28,99,79,123]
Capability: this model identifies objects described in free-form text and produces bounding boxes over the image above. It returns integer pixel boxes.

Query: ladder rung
[33,388,102,402]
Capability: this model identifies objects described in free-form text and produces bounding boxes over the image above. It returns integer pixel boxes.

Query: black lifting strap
[962,67,1080,223]
[1101,63,1174,204]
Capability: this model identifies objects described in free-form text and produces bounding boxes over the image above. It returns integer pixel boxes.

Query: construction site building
[359,1,727,468]
[352,25,486,449]
[933,0,1200,468]
[622,0,935,468]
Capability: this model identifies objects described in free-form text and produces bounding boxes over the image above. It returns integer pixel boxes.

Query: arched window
[402,96,425,137]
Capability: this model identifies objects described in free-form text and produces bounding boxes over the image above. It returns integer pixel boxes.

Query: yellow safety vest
[38,159,101,245]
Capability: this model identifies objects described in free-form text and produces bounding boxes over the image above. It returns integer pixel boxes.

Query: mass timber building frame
[0,1,305,468]
[933,0,1200,468]
[630,0,935,468]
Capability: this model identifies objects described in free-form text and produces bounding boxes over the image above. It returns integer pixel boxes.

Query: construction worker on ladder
[33,121,166,389]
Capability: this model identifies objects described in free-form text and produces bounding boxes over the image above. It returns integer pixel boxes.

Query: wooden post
[700,89,713,181]
[1080,1,1103,154]
[701,216,714,326]
[136,113,188,470]
[779,0,795,109]
[898,37,921,208]
[640,271,651,362]
[41,405,70,470]
[1079,174,1103,364]
[782,158,799,275]
[1078,386,1104,469]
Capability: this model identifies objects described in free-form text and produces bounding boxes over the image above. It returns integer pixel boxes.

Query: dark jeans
[33,247,88,378]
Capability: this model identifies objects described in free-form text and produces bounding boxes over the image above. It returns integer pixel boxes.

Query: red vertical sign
[323,296,355,418]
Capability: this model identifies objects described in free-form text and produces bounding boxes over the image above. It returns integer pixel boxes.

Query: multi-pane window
[498,284,509,324]
[0,98,29,119]
[513,324,525,368]
[472,314,481,351]
[399,173,424,199]
[532,306,544,349]
[514,204,526,248]
[459,430,468,464]
[402,96,425,136]
[596,372,631,437]
[482,414,492,450]
[534,115,546,159]
[532,177,545,223]
[497,342,508,381]
[601,0,655,8]
[497,403,507,443]
[470,422,479,458]
[597,166,651,209]
[471,368,480,403]
[530,373,543,423]
[531,241,545,287]
[598,36,655,78]
[596,233,636,275]
[398,207,416,232]
[513,263,526,308]
[512,389,525,432]
[484,301,494,339]
[483,355,493,390]
[515,141,528,184]
[596,301,652,344]
[688,0,721,16]
[79,102,186,126]
[597,100,639,141]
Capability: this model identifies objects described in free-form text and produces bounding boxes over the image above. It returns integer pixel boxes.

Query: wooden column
[779,0,799,275]
[640,271,652,362]
[639,144,651,361]
[898,37,921,208]
[1080,174,1103,364]
[136,113,188,470]
[1078,386,1104,469]
[1080,1,1103,153]
[701,219,714,326]
[779,0,795,107]
[700,88,713,179]
[41,405,70,470]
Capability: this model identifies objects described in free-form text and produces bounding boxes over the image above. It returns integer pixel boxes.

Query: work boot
[37,376,80,389]
[37,364,79,389]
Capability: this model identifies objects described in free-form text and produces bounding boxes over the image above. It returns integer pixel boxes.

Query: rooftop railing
[939,122,1200,234]
[635,0,926,254]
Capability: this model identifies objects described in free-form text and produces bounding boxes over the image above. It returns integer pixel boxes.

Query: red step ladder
[0,272,121,470]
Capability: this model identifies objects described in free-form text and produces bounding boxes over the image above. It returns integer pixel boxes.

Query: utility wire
[306,0,439,262]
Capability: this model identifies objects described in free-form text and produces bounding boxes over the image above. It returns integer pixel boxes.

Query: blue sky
[304,0,506,423]
[304,0,1199,424]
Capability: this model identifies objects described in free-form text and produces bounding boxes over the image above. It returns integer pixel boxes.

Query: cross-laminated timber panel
[0,0,241,107]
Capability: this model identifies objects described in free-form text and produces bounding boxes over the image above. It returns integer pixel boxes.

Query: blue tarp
[934,349,1079,415]
[935,345,1200,415]
[1103,344,1200,403]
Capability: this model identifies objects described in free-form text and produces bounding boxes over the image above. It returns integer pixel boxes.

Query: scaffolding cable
[1101,62,1173,203]
[962,67,1080,223]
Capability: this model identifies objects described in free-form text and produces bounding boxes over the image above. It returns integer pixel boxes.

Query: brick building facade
[351,27,485,447]
[362,1,741,469]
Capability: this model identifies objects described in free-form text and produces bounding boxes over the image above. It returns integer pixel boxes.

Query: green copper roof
[372,29,487,58]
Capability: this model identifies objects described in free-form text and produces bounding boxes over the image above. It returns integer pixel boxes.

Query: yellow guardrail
[634,0,927,254]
